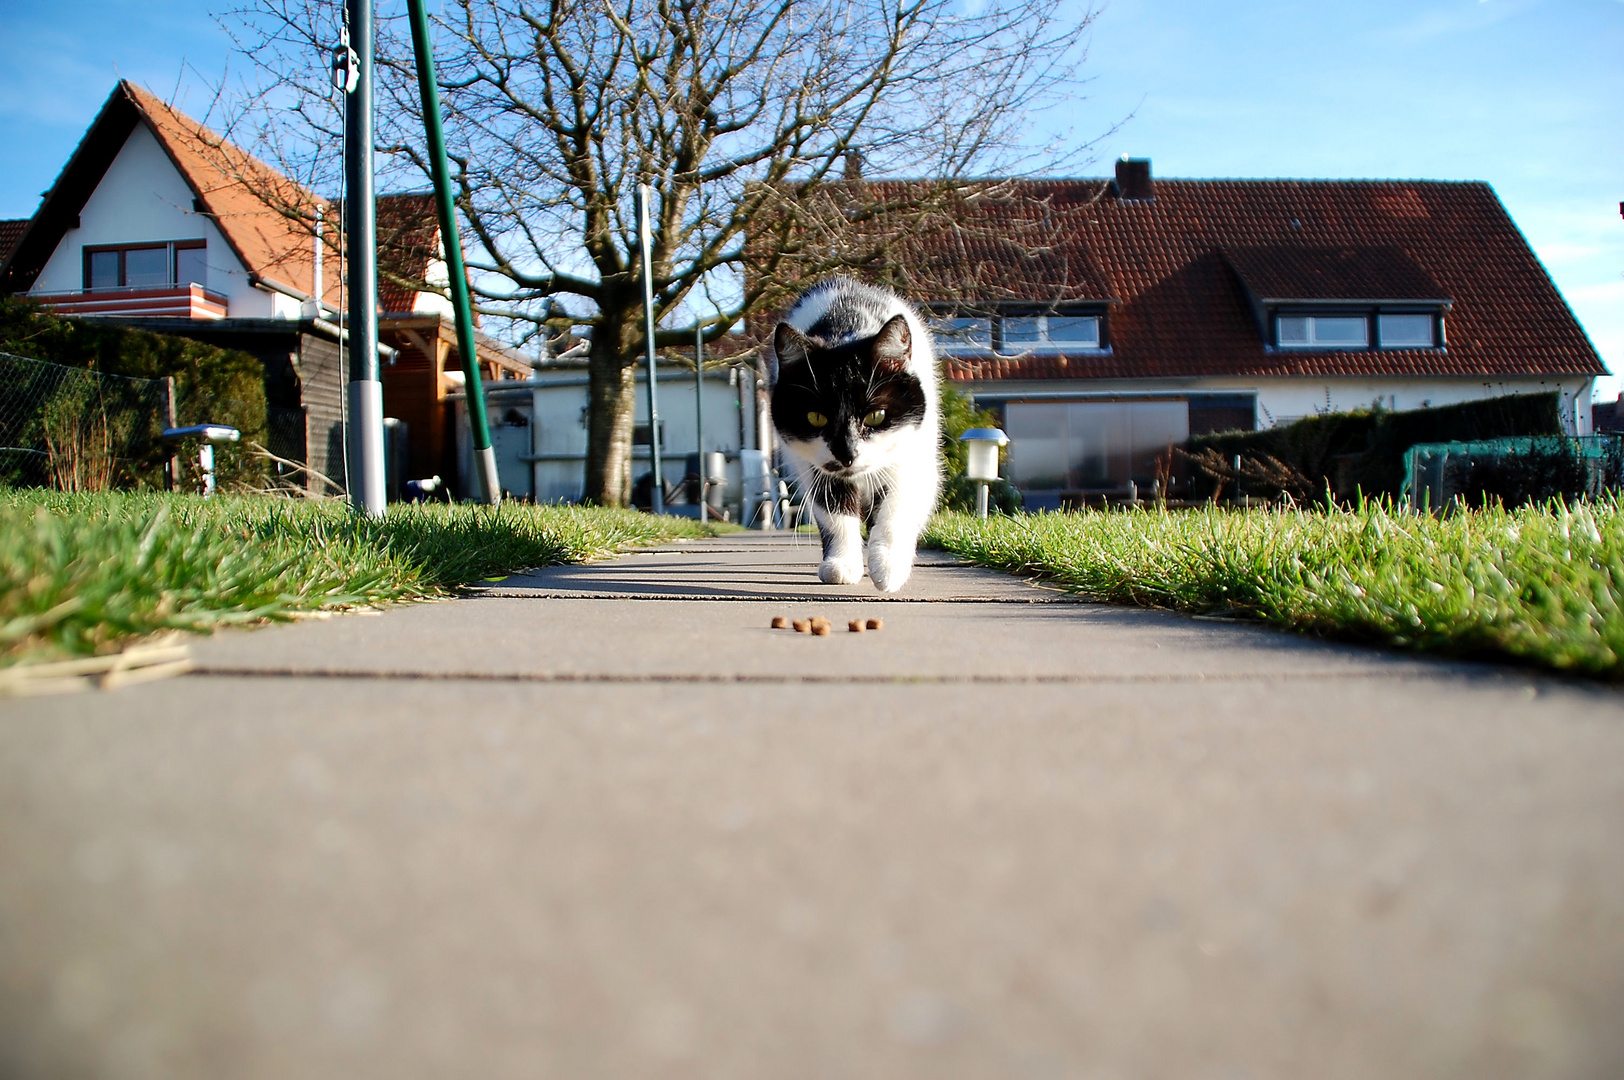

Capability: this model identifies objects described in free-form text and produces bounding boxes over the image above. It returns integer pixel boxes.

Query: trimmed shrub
[1188,392,1564,501]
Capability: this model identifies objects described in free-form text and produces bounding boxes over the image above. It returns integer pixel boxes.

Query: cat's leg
[813,500,865,585]
[865,456,940,593]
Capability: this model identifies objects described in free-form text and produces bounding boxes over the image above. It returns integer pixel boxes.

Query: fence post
[164,376,178,492]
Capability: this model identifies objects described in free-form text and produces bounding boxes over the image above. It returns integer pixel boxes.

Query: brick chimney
[1114,156,1154,201]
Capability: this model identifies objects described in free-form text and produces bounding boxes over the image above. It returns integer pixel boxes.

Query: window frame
[930,313,995,351]
[1376,311,1437,349]
[1273,306,1441,351]
[928,304,1109,356]
[82,240,207,291]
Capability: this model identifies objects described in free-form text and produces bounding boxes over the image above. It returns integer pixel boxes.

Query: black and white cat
[769,278,941,593]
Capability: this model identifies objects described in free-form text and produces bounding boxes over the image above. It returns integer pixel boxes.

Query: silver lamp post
[637,183,664,515]
[960,427,1009,519]
[161,424,241,497]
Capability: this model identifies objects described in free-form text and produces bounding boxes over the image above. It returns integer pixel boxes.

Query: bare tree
[218,0,1099,505]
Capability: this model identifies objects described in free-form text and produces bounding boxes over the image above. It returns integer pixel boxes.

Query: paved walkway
[2,533,1622,1079]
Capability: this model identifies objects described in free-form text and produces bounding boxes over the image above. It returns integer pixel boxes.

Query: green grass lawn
[1,490,729,666]
[924,499,1624,679]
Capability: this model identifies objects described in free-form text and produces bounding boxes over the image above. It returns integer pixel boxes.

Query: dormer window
[1001,314,1101,351]
[934,316,993,350]
[1277,314,1367,349]
[1274,308,1441,350]
[1226,246,1449,354]
[1377,313,1435,348]
[931,307,1106,355]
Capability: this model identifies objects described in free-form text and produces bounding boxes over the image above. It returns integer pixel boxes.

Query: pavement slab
[2,531,1622,1080]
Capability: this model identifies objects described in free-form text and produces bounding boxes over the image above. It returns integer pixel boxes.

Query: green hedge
[0,297,268,489]
[1188,392,1564,501]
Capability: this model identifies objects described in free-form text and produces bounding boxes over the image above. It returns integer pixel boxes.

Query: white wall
[28,123,279,318]
[970,375,1596,436]
[413,248,454,317]
[461,367,753,505]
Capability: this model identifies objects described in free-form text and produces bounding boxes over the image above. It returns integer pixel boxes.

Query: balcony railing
[27,283,229,321]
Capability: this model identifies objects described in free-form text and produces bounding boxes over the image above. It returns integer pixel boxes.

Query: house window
[1277,314,1368,349]
[1004,399,1189,491]
[1378,313,1434,348]
[87,250,121,290]
[931,308,1104,354]
[1276,310,1441,350]
[175,246,209,289]
[83,241,206,290]
[998,313,1100,353]
[932,316,993,350]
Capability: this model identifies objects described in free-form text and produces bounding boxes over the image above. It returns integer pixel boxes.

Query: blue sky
[1,0,1619,393]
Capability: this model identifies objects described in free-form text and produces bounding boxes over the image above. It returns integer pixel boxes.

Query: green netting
[1403,435,1624,510]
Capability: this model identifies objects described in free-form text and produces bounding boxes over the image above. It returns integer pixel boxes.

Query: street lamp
[960,427,1008,519]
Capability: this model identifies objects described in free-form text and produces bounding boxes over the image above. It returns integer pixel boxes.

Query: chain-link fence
[1404,435,1624,511]
[0,351,172,490]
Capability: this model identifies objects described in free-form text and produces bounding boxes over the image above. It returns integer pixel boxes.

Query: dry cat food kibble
[866,618,883,631]
[779,614,876,636]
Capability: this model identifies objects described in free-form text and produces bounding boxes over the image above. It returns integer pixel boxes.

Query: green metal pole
[405,0,499,505]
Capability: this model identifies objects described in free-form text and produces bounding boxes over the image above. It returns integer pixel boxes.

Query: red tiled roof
[1,82,443,317]
[0,219,26,264]
[376,192,439,314]
[1221,245,1445,303]
[120,82,342,307]
[769,177,1603,383]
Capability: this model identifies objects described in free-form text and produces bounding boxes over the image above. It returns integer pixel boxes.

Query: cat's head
[769,314,928,478]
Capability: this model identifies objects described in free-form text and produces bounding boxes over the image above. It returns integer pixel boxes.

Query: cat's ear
[872,314,912,374]
[772,322,812,384]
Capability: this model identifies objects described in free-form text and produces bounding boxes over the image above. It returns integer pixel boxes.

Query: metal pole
[975,481,989,519]
[406,0,499,506]
[163,375,177,491]
[344,0,387,517]
[638,183,664,515]
[694,321,705,522]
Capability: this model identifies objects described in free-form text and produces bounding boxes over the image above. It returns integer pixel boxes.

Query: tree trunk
[583,310,640,506]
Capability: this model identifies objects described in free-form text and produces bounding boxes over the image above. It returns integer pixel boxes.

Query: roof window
[1000,314,1100,352]
[1377,313,1435,348]
[931,308,1104,355]
[1276,314,1368,349]
[1275,310,1440,350]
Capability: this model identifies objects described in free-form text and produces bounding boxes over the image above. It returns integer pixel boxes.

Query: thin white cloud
[1382,0,1549,48]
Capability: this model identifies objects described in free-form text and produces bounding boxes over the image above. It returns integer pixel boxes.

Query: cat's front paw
[867,546,914,593]
[818,556,864,585]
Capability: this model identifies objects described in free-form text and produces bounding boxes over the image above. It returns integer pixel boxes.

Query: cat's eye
[806,411,828,428]
[863,409,887,428]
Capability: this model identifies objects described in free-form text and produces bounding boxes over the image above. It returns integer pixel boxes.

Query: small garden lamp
[960,427,1009,519]
[162,424,241,496]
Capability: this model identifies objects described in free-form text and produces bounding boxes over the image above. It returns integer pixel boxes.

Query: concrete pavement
[1,532,1622,1079]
